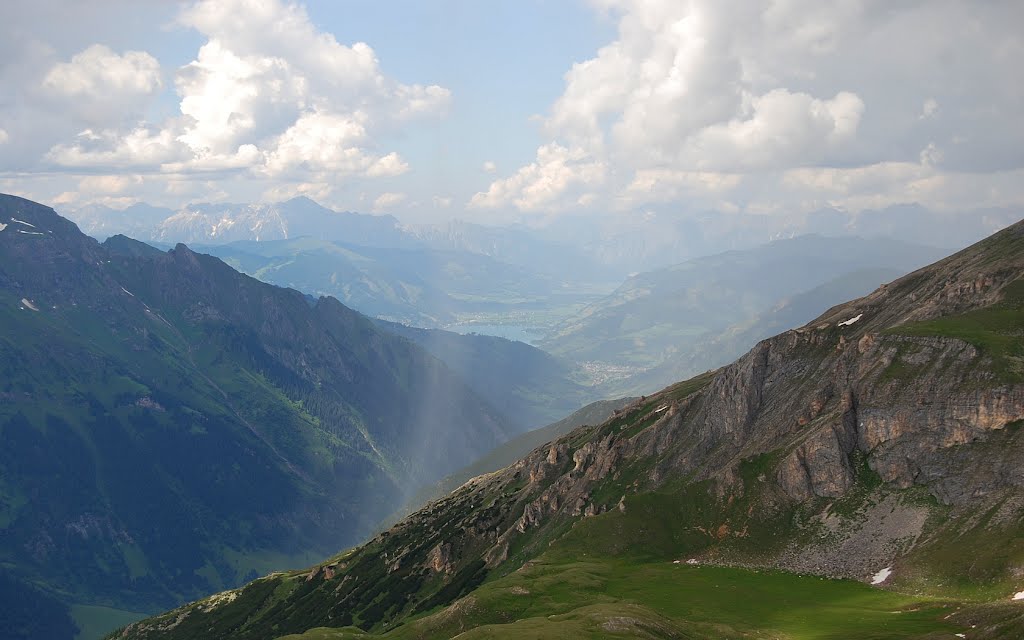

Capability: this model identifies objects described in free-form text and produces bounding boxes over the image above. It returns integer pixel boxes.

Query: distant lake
[446,323,546,345]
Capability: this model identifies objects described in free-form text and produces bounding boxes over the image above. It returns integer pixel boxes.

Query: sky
[0,0,1022,224]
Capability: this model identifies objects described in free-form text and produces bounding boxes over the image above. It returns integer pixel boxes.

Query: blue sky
[0,0,1022,224]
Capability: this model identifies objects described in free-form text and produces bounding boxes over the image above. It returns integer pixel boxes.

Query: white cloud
[373,192,406,212]
[78,174,143,194]
[46,127,186,169]
[920,98,938,120]
[0,129,8,145]
[432,195,453,208]
[365,153,410,178]
[482,160,497,173]
[471,143,606,212]
[40,44,163,126]
[476,0,1024,215]
[678,89,864,170]
[36,0,448,195]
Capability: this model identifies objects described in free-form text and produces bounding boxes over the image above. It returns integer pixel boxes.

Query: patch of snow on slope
[11,217,36,228]
[838,313,863,327]
[871,567,892,585]
[0,222,7,232]
[1012,590,1024,600]
[121,287,135,297]
[20,298,39,311]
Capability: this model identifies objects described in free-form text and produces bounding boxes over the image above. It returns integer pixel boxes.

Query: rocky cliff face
[115,220,1024,639]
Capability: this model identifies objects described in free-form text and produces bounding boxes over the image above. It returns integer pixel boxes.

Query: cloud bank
[472,0,1024,215]
[1,0,449,206]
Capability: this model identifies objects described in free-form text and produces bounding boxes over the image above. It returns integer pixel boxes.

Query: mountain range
[540,235,947,390]
[113,217,1024,639]
[63,198,1021,284]
[196,238,572,329]
[0,195,538,639]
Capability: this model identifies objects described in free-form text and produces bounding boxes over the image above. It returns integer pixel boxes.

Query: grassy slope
[110,223,1024,640]
[278,546,960,640]
[886,278,1024,384]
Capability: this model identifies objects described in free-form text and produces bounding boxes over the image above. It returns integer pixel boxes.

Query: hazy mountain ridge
[114,221,1024,638]
[603,266,909,396]
[66,197,411,249]
[0,195,516,638]
[197,238,566,328]
[62,198,1021,283]
[541,235,948,383]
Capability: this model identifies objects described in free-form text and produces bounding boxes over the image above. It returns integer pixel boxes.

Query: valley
[3,3,1022,638]
[106,217,1024,639]
[6,192,1023,639]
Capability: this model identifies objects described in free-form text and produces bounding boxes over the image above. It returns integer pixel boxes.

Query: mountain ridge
[112,220,1024,638]
[0,194,518,638]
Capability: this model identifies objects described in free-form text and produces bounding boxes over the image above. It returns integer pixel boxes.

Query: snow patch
[871,567,892,585]
[0,222,7,232]
[655,405,668,413]
[20,298,39,312]
[838,313,863,327]
[17,230,44,236]
[121,287,135,297]
[686,558,699,565]
[1012,590,1024,600]
[955,634,966,639]
[11,217,36,228]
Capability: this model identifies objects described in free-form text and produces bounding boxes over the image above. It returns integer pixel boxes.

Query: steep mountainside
[399,396,636,522]
[118,220,1024,639]
[608,267,907,395]
[0,195,512,636]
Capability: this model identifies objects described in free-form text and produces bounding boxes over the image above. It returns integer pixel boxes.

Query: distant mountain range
[0,195,553,639]
[540,235,949,391]
[195,237,566,328]
[62,197,1021,284]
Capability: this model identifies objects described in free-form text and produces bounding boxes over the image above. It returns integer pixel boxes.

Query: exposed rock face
[115,220,1024,640]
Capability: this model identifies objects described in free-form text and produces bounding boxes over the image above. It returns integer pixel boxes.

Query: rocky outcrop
[114,219,1024,640]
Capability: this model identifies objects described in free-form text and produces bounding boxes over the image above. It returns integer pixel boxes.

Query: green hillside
[112,222,1024,638]
[0,195,513,638]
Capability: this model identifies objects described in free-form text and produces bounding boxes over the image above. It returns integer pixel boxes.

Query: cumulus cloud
[35,0,448,194]
[78,174,144,194]
[920,98,938,120]
[46,127,186,169]
[373,192,406,212]
[482,160,497,173]
[474,0,1024,215]
[0,130,8,145]
[40,45,163,125]
[470,144,606,211]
